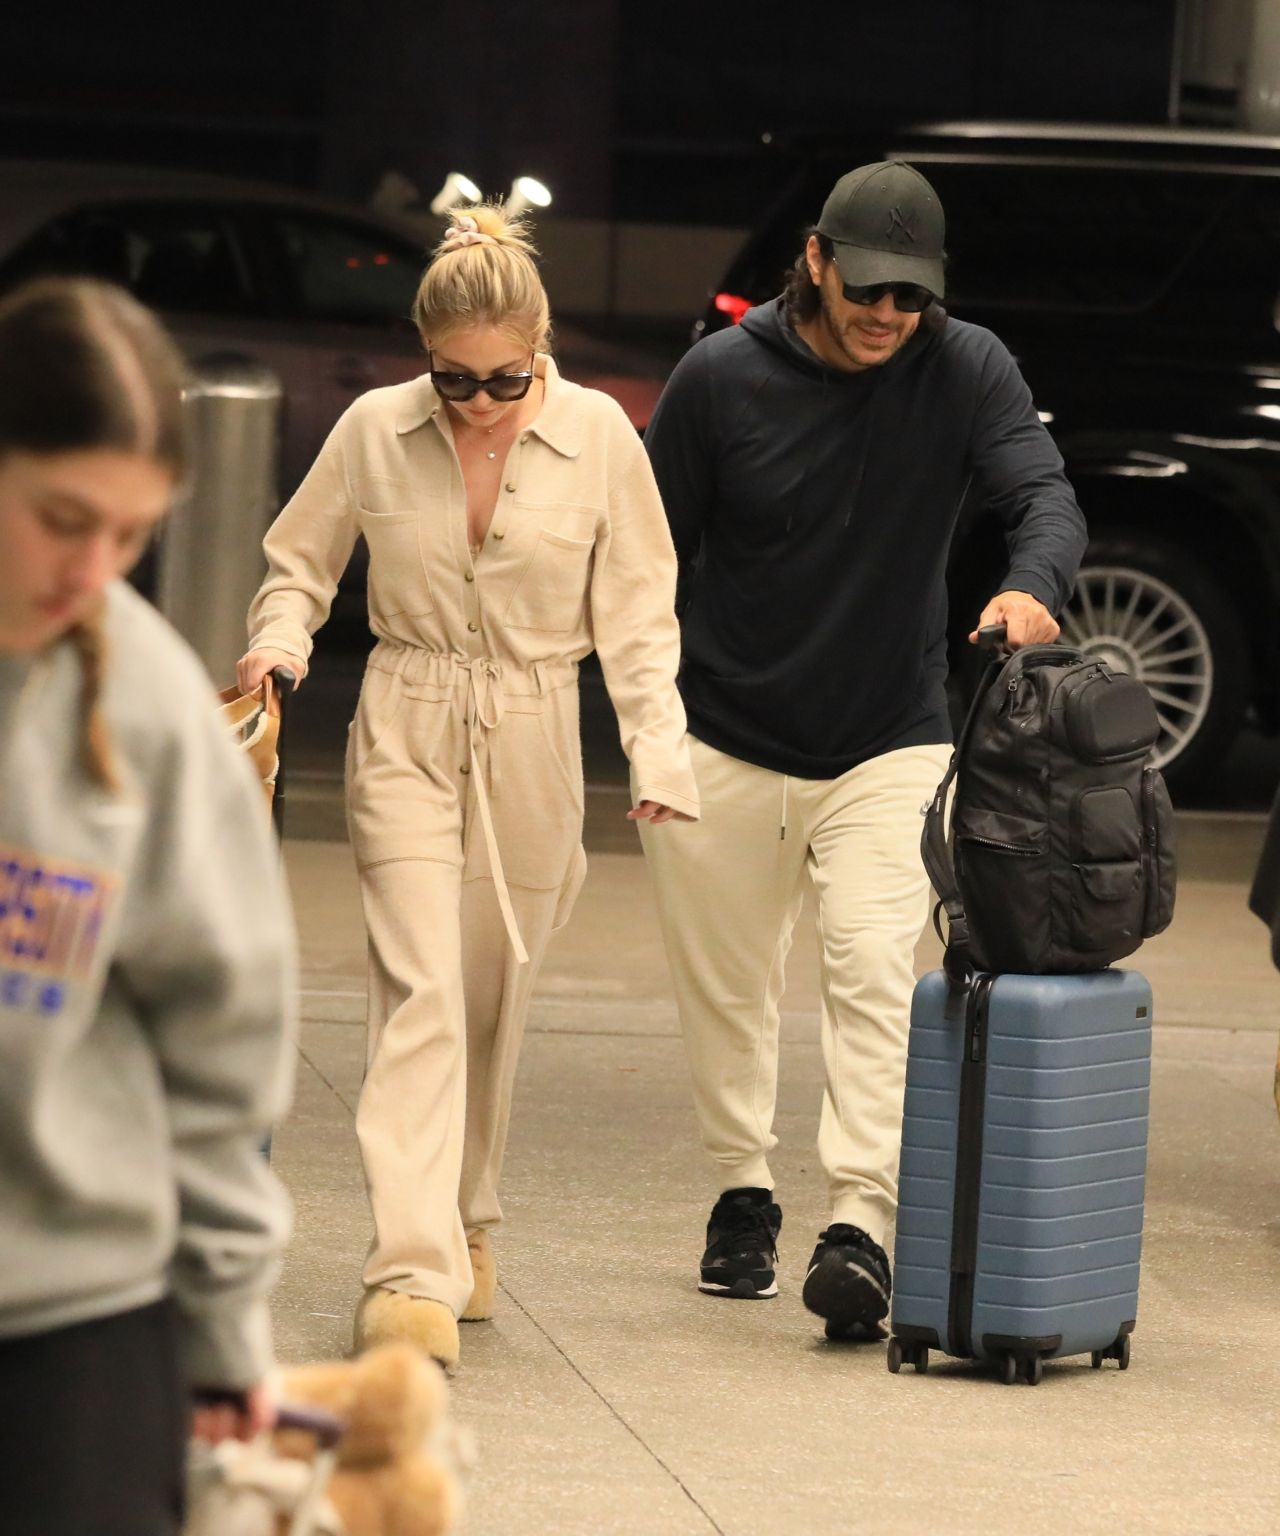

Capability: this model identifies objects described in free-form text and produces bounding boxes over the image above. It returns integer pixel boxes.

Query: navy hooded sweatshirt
[643,297,1087,780]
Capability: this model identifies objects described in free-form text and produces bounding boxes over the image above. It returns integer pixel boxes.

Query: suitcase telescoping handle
[921,625,1010,991]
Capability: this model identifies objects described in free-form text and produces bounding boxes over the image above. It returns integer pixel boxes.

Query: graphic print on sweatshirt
[0,843,117,1017]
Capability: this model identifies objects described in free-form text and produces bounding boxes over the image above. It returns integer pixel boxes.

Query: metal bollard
[156,355,282,685]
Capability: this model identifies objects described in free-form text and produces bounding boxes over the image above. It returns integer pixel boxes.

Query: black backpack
[922,630,1177,982]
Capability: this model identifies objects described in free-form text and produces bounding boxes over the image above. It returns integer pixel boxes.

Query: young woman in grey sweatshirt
[0,277,297,1535]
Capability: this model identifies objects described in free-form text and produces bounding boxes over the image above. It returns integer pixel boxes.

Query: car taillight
[713,292,752,324]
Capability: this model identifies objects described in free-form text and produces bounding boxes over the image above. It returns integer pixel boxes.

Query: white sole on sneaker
[698,1277,779,1298]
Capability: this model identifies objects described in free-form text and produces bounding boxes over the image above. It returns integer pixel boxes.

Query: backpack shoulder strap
[921,656,997,987]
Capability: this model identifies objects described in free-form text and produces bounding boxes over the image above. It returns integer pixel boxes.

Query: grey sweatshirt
[0,581,296,1389]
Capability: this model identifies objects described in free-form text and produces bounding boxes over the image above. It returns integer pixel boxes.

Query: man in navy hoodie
[639,161,1086,1342]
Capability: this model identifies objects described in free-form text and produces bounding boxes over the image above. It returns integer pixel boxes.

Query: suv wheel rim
[1059,564,1212,771]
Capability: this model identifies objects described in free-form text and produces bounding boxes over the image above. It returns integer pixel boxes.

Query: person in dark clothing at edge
[637,161,1087,1343]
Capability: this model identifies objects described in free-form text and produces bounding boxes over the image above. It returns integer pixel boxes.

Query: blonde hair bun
[414,202,550,353]
[437,202,538,259]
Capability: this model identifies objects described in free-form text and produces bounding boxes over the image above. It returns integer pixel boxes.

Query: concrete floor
[270,802,1280,1536]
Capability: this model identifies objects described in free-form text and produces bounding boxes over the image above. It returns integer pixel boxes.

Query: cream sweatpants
[639,735,951,1247]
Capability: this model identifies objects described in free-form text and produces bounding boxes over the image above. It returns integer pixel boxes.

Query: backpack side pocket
[1141,766,1177,936]
[1066,783,1145,961]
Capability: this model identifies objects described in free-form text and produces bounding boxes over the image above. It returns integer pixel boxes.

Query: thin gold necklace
[470,420,513,462]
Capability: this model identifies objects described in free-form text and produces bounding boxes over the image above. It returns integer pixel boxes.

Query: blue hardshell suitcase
[889,968,1152,1385]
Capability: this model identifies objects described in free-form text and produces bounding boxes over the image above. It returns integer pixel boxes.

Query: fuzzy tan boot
[461,1229,496,1322]
[353,1287,460,1376]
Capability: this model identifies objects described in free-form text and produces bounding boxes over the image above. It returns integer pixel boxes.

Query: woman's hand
[190,1381,275,1444]
[236,648,307,694]
[627,800,695,825]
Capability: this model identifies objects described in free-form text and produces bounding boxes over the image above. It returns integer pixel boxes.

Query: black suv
[695,121,1280,792]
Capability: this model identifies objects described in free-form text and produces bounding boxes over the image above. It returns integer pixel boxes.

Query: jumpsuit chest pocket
[357,507,436,618]
[504,526,595,632]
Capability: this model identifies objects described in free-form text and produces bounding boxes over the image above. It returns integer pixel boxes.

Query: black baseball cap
[816,161,946,300]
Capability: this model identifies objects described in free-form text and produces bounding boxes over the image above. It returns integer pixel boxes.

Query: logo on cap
[886,206,916,246]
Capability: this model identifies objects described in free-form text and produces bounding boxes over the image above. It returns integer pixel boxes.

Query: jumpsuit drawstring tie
[459,657,529,966]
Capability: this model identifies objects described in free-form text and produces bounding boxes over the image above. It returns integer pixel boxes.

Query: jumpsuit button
[505,482,517,492]
[467,621,478,632]
[520,433,529,444]
[464,571,475,582]
[460,763,471,774]
[493,531,505,540]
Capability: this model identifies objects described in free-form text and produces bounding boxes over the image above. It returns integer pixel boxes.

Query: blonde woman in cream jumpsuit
[239,208,697,1371]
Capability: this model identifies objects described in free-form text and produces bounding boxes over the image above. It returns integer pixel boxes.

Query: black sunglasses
[842,281,935,314]
[428,351,535,403]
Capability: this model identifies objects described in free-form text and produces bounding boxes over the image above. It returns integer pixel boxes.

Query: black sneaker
[802,1223,891,1340]
[698,1187,782,1299]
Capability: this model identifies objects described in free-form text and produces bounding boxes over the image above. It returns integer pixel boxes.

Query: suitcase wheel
[886,1338,928,1375]
[998,1351,1043,1385]
[1091,1333,1132,1371]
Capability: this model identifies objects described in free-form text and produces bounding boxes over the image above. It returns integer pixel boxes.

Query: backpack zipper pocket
[957,835,1040,856]
[952,811,1049,971]
[1060,666,1160,762]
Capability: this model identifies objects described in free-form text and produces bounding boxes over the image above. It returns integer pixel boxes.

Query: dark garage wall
[614,0,1178,222]
[0,0,1176,221]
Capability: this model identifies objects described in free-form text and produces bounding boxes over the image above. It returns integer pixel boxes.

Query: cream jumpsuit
[247,356,698,1316]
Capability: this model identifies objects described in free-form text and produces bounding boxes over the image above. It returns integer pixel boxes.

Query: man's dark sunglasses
[428,352,535,402]
[842,281,935,314]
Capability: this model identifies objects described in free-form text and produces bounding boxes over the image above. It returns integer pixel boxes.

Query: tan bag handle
[216,668,294,834]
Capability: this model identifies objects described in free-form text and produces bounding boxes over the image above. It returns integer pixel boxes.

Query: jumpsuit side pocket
[346,666,408,783]
[552,844,589,931]
[534,693,585,807]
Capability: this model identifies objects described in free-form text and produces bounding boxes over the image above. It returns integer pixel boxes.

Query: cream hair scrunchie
[443,214,499,250]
